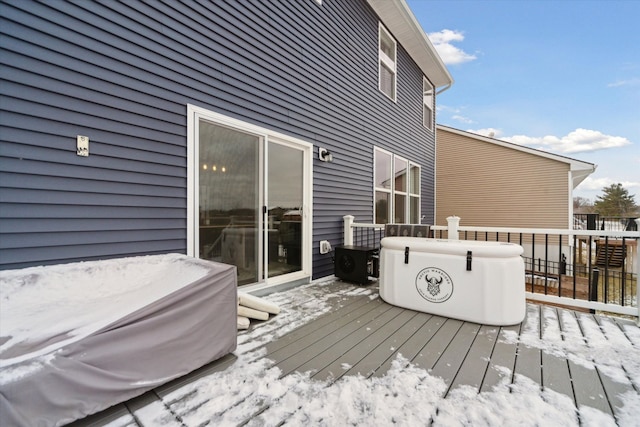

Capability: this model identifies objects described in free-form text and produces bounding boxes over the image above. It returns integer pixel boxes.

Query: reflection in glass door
[198,120,261,285]
[195,115,308,286]
[267,142,303,278]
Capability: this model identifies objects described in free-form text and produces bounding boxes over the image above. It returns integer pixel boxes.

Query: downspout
[568,170,574,231]
[433,83,452,225]
[433,123,438,225]
[636,218,640,325]
[436,83,452,95]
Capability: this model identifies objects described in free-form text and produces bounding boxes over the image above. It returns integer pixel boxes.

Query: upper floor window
[378,24,397,101]
[423,78,434,130]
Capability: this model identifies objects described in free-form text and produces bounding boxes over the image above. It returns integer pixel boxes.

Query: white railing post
[343,215,354,246]
[447,216,460,240]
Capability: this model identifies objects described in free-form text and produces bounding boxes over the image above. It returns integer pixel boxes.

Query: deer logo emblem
[416,267,453,303]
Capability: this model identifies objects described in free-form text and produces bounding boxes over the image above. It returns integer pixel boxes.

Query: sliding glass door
[198,121,262,285]
[189,106,310,286]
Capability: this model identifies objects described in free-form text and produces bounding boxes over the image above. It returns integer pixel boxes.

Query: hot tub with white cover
[380,237,525,325]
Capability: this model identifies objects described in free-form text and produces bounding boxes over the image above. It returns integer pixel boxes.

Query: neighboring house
[0,1,452,286]
[435,125,596,230]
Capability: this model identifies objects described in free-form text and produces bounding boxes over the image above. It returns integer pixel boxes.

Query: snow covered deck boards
[68,279,639,426]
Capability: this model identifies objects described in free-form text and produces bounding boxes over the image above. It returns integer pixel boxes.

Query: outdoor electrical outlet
[320,240,332,254]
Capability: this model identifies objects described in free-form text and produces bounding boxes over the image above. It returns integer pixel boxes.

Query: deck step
[595,244,625,268]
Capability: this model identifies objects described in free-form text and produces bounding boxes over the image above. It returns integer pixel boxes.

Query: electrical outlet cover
[320,240,331,254]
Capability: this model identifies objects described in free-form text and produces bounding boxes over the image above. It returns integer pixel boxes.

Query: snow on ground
[131,280,640,427]
[2,262,639,426]
[501,305,640,390]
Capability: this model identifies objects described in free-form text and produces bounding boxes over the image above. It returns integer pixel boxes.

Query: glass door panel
[198,120,261,285]
[267,141,303,278]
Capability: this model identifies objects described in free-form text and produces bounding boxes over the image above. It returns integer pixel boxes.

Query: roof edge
[436,125,597,174]
[367,0,454,89]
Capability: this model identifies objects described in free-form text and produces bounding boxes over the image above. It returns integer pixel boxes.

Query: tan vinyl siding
[436,128,570,229]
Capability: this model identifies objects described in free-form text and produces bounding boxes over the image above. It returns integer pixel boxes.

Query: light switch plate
[77,135,89,157]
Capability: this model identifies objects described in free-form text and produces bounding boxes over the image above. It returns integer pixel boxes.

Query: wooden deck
[69,279,639,426]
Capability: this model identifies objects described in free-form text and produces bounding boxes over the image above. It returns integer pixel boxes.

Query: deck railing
[573,213,638,231]
[343,215,640,322]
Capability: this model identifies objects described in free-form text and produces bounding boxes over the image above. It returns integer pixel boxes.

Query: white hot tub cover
[380,238,526,326]
[0,253,238,426]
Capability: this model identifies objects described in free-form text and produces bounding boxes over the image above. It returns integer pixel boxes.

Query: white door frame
[186,104,313,286]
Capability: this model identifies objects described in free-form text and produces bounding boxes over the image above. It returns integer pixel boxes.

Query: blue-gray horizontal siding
[0,0,435,275]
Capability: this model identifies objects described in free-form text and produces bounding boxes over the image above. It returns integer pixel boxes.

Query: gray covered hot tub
[0,254,237,426]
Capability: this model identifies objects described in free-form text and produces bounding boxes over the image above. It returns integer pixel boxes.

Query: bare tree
[573,196,593,214]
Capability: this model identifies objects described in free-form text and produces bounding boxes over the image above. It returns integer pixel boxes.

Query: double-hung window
[378,24,397,101]
[423,78,434,130]
[375,148,421,224]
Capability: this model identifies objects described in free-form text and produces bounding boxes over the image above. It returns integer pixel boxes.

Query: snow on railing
[344,215,640,322]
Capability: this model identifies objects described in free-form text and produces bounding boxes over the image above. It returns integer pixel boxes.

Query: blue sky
[406,0,640,203]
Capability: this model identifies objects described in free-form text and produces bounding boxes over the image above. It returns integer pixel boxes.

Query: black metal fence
[348,220,638,312]
[574,214,638,232]
[454,231,638,308]
[351,226,385,249]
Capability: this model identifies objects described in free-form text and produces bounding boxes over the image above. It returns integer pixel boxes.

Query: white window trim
[409,163,421,223]
[374,147,421,224]
[186,104,314,286]
[378,23,397,102]
[423,77,434,130]
[374,147,393,224]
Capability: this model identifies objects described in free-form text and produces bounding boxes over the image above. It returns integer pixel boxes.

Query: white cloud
[607,77,640,87]
[436,104,463,114]
[427,29,477,65]
[451,115,475,124]
[577,176,640,191]
[502,128,632,154]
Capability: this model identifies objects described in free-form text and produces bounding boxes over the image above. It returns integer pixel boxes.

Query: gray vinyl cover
[0,258,238,427]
